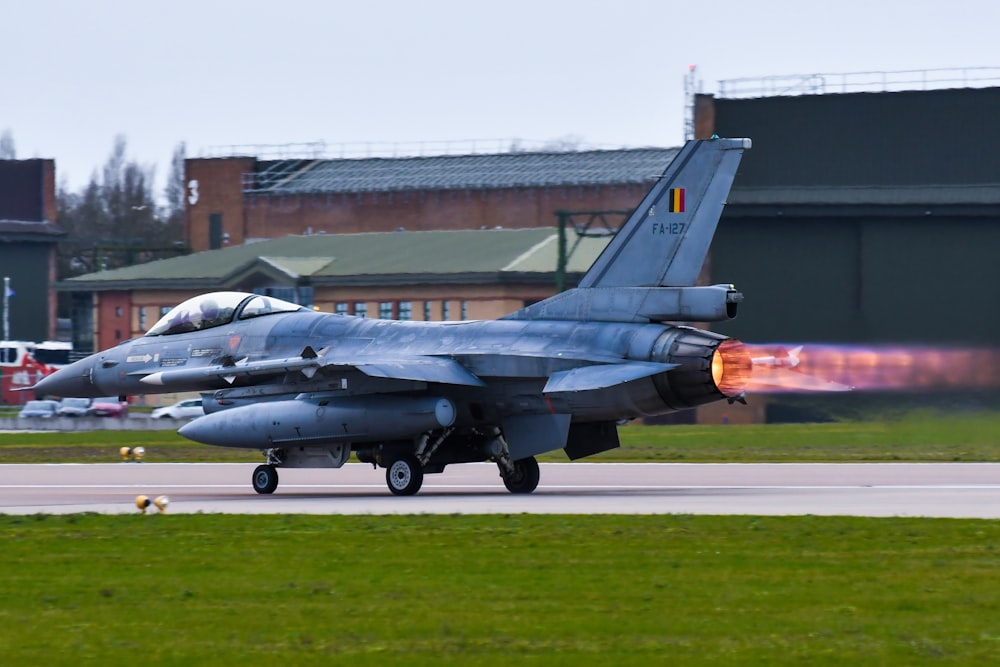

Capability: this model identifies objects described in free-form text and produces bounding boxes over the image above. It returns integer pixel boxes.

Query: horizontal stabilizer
[543,361,677,393]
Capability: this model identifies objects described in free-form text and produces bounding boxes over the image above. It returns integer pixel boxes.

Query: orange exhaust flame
[744,344,1000,393]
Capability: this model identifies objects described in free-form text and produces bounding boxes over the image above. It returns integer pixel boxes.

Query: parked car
[56,396,92,417]
[88,397,129,418]
[151,398,204,420]
[19,400,59,418]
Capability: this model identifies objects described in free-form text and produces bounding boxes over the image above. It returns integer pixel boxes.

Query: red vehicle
[0,341,58,405]
[88,397,129,418]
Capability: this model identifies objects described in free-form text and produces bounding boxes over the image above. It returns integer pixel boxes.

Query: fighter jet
[35,137,754,496]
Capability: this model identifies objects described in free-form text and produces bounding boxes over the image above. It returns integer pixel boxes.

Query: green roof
[60,229,611,291]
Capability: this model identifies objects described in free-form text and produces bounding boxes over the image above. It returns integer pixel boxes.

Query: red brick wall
[242,185,647,238]
[42,159,57,223]
[96,291,131,351]
[185,157,649,252]
[185,157,254,251]
[43,160,59,340]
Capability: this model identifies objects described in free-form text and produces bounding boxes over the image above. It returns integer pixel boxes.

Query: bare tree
[163,141,186,241]
[0,129,15,159]
[57,135,179,277]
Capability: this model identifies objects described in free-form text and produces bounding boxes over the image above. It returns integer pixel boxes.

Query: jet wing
[543,361,677,393]
[324,356,486,387]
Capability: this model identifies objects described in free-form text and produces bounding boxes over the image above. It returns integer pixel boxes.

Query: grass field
[1,411,998,464]
[1,414,998,664]
[0,514,997,666]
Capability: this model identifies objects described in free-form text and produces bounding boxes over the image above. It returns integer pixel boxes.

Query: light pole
[2,276,9,341]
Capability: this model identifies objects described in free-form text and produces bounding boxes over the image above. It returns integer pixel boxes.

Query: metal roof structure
[60,229,611,291]
[243,148,678,195]
[0,220,65,246]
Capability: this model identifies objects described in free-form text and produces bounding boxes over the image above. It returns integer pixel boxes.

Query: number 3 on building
[188,179,200,206]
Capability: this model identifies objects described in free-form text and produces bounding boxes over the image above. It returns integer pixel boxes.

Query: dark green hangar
[697,85,1000,346]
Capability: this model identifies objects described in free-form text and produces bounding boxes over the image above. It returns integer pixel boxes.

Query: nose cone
[178,412,226,446]
[32,357,102,399]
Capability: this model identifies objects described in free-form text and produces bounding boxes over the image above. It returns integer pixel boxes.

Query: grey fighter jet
[35,137,753,496]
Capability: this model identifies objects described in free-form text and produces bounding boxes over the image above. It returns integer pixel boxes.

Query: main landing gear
[500,456,540,494]
[385,453,424,496]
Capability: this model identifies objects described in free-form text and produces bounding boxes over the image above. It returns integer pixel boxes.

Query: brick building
[185,148,677,252]
[61,228,609,352]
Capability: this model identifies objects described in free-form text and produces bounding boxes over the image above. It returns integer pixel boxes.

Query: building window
[297,286,314,308]
[335,302,349,316]
[138,307,146,331]
[442,300,450,321]
[115,306,122,317]
[160,306,171,317]
[354,302,367,318]
[423,301,432,321]
[379,301,394,319]
[398,301,412,321]
[460,301,468,320]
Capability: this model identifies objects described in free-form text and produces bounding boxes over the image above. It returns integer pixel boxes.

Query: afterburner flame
[712,339,753,396]
[745,343,1000,393]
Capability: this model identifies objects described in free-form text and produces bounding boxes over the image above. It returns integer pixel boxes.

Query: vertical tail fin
[503,137,750,323]
[579,137,750,288]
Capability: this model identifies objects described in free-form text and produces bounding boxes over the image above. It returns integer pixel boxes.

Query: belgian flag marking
[668,188,685,213]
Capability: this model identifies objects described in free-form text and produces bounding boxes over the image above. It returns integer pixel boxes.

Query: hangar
[64,72,1000,366]
[698,82,1000,347]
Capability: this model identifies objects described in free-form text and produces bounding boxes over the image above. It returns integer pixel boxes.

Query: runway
[1,462,998,517]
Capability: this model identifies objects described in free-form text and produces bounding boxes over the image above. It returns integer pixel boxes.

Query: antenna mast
[684,65,701,141]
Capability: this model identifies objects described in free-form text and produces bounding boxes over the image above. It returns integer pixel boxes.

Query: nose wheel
[252,464,279,494]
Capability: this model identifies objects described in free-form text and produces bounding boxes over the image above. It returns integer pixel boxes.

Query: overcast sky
[3,0,999,194]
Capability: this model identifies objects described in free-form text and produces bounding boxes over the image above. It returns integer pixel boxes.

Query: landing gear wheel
[386,454,424,496]
[502,456,540,494]
[252,464,279,495]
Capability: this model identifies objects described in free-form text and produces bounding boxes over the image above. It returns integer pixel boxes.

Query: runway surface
[1,462,998,517]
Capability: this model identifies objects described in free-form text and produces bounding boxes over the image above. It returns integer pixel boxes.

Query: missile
[138,348,323,387]
[178,395,456,449]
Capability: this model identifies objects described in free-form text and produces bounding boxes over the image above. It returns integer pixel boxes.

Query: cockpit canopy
[145,292,305,336]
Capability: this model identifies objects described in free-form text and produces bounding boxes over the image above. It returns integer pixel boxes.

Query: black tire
[502,456,540,494]
[386,454,424,496]
[252,464,279,495]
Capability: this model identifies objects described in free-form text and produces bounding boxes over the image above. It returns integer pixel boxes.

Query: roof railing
[207,137,635,162]
[718,66,1000,99]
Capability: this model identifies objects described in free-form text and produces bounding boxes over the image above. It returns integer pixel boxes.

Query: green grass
[1,411,998,463]
[0,429,260,463]
[0,514,997,665]
[597,411,1000,462]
